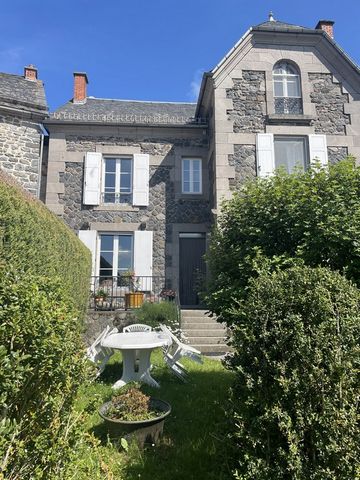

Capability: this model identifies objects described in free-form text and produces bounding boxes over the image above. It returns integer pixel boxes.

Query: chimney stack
[24,64,38,81]
[315,20,335,39]
[73,72,88,103]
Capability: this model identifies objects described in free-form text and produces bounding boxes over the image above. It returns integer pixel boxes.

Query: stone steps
[181,309,229,355]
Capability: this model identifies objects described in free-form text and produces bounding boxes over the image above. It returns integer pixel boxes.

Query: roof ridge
[86,96,196,105]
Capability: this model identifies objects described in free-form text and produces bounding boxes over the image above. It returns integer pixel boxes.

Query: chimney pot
[24,64,38,81]
[315,20,335,39]
[73,72,88,103]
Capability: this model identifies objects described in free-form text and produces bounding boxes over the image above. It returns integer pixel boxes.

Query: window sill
[94,204,140,212]
[267,114,314,126]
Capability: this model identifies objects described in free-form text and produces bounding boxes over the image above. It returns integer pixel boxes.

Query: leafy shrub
[206,158,360,323]
[227,266,360,480]
[106,384,159,421]
[135,300,179,329]
[0,170,91,316]
[0,270,91,478]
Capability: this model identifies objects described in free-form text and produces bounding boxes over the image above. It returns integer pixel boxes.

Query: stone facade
[0,113,43,196]
[228,145,256,189]
[309,73,350,135]
[84,310,136,344]
[328,146,349,164]
[226,71,266,133]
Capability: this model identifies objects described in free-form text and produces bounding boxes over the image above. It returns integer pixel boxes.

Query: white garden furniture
[101,331,171,389]
[86,325,118,376]
[160,324,203,382]
[123,323,152,333]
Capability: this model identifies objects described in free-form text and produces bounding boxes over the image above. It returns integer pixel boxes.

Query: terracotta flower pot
[99,398,171,447]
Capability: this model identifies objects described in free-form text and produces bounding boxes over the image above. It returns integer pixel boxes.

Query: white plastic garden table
[101,332,171,389]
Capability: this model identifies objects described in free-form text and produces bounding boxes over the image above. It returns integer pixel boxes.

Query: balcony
[89,275,173,311]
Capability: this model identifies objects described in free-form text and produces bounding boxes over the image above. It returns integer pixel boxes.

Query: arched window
[273,61,303,114]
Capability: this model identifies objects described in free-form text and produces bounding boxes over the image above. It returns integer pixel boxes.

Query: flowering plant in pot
[122,270,144,309]
[99,383,171,446]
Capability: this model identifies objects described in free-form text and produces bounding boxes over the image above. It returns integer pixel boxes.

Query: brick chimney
[73,72,88,103]
[315,20,335,39]
[24,64,38,81]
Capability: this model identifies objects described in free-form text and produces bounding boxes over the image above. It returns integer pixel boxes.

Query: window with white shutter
[133,153,150,206]
[78,230,97,277]
[256,133,275,177]
[83,152,102,205]
[309,135,328,167]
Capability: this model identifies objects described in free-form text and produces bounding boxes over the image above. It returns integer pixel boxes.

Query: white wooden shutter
[78,230,97,277]
[133,153,149,206]
[309,135,328,167]
[83,152,101,205]
[134,230,153,291]
[256,134,275,177]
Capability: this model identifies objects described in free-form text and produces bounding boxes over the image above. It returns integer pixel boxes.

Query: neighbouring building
[4,14,360,310]
[0,65,48,197]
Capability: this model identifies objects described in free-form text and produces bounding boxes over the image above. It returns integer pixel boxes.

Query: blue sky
[1,0,359,111]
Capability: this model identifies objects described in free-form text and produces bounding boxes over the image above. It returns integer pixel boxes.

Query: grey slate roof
[254,19,310,31]
[0,72,47,114]
[51,97,200,125]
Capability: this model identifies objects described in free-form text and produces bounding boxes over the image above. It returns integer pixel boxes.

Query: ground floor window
[99,234,133,279]
[274,136,308,174]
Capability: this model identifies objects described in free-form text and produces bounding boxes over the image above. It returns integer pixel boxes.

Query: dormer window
[273,61,303,114]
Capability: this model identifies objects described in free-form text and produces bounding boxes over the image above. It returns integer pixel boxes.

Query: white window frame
[273,62,301,99]
[101,156,133,204]
[274,135,309,173]
[182,158,202,194]
[98,232,134,278]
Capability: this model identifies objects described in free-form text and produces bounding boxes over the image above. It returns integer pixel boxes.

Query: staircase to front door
[180,309,229,355]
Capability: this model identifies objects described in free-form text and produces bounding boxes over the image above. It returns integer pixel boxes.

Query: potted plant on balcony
[99,383,171,447]
[94,288,111,310]
[123,270,144,309]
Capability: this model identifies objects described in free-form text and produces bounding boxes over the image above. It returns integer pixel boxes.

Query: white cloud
[188,69,204,101]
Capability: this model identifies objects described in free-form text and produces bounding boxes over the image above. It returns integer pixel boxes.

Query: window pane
[100,252,113,270]
[274,80,284,97]
[118,252,132,270]
[287,79,300,97]
[119,235,132,252]
[100,235,114,252]
[120,173,131,193]
[183,159,190,172]
[105,173,115,189]
[105,158,116,173]
[193,181,201,193]
[183,181,190,193]
[274,137,306,174]
[121,158,132,173]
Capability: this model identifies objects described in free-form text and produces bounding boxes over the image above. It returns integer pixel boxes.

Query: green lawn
[72,350,235,480]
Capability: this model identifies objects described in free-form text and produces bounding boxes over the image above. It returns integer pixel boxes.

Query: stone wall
[84,310,136,345]
[309,73,350,135]
[59,135,211,277]
[228,145,256,190]
[0,112,42,196]
[328,146,349,165]
[226,71,266,133]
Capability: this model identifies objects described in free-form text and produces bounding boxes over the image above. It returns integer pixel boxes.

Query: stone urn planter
[99,397,171,447]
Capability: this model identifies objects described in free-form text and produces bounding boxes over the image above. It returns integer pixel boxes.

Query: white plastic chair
[160,324,203,381]
[123,323,152,333]
[86,325,117,376]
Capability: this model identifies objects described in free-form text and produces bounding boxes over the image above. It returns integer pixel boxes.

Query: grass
[72,349,235,480]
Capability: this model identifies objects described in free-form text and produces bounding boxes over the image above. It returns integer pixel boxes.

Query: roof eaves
[211,27,253,75]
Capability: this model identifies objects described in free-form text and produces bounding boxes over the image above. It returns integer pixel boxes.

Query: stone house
[40,15,360,308]
[0,65,48,197]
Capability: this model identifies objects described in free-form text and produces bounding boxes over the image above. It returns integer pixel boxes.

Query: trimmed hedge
[228,266,360,480]
[0,172,92,478]
[0,170,91,316]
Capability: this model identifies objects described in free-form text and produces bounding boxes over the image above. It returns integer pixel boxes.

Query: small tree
[228,266,359,480]
[206,158,360,324]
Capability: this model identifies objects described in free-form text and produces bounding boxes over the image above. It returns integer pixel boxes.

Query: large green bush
[227,266,359,480]
[135,300,179,330]
[0,170,91,315]
[0,172,92,478]
[206,158,360,323]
